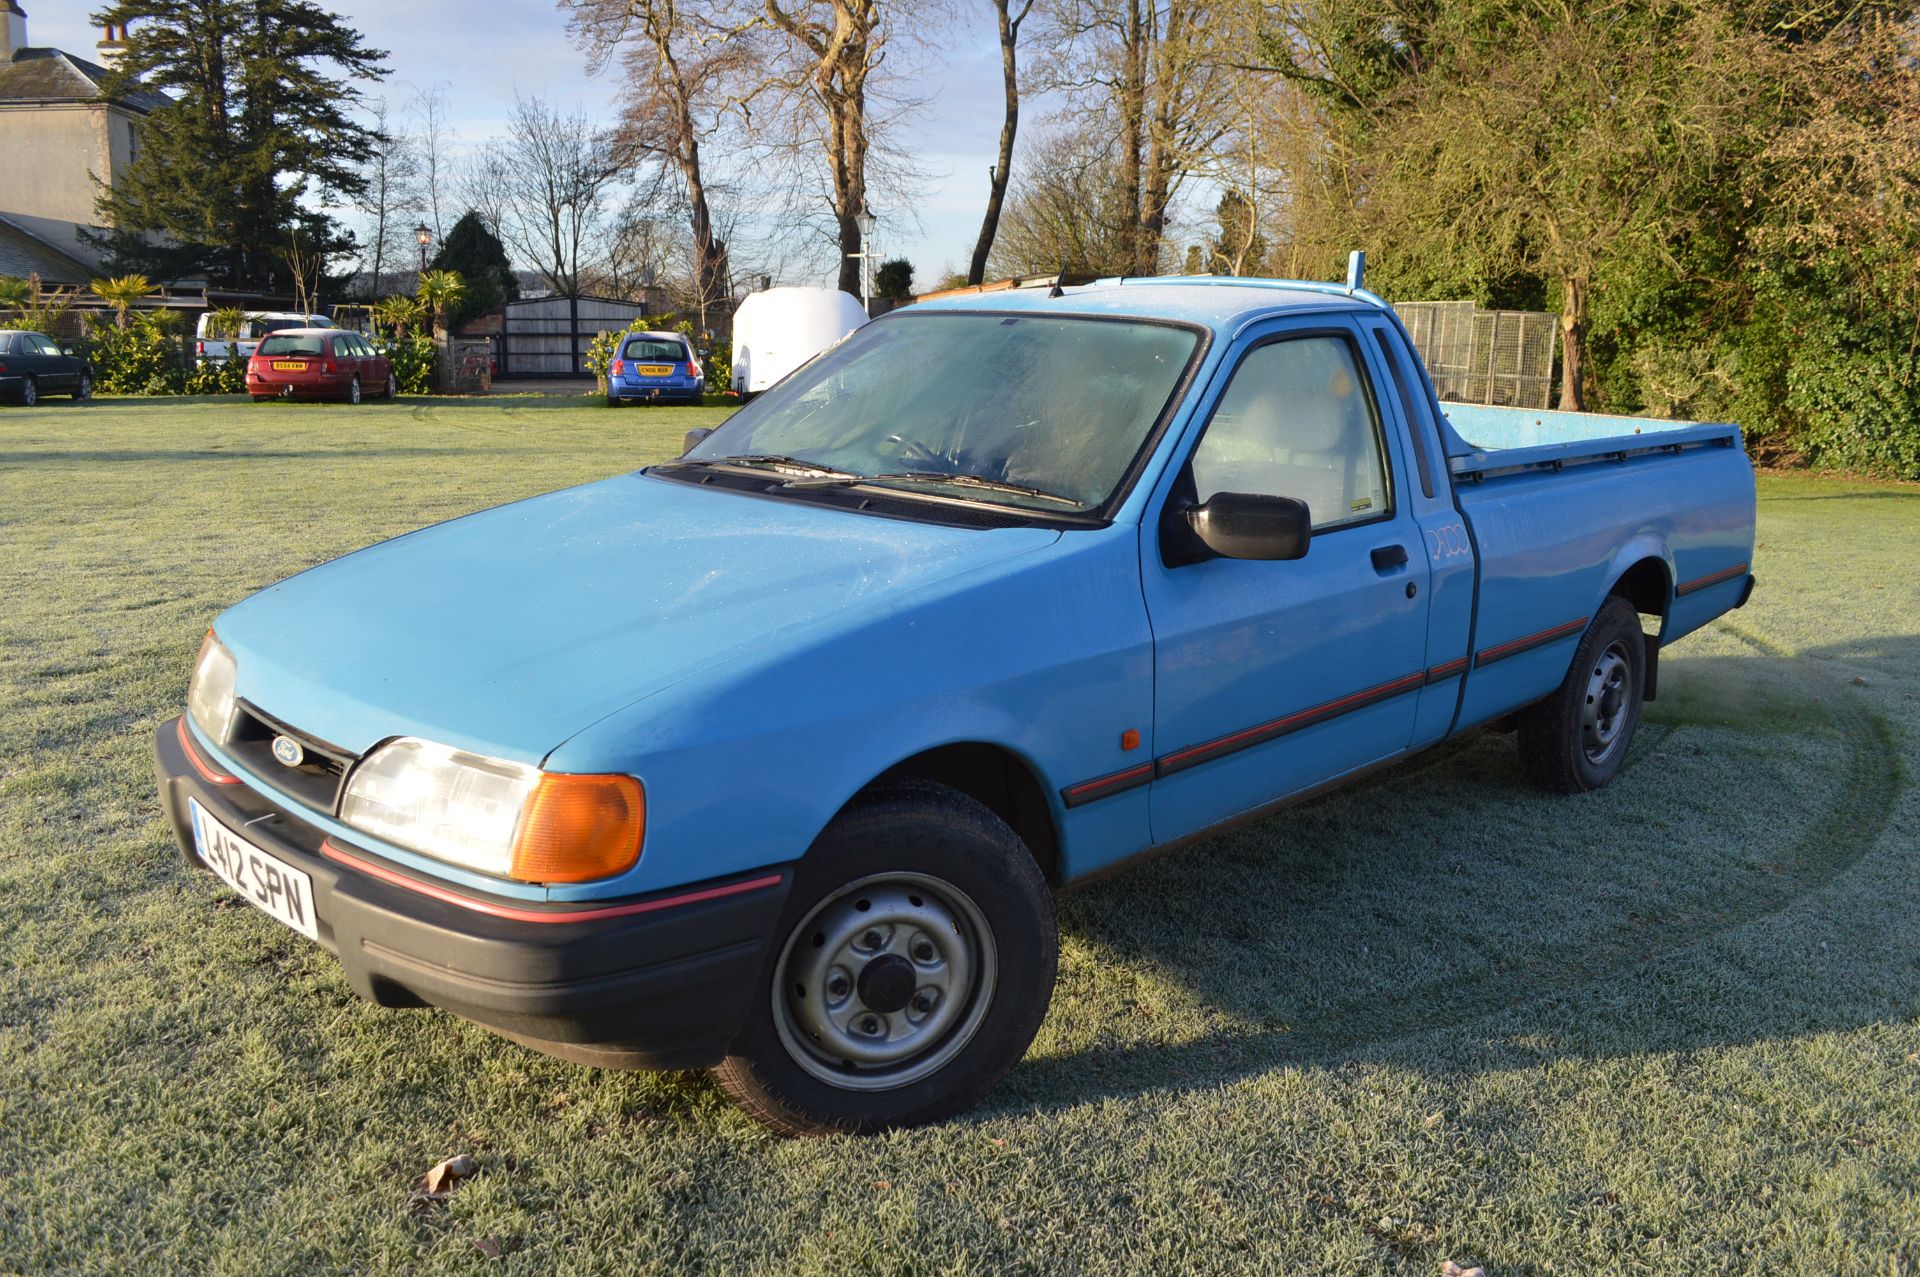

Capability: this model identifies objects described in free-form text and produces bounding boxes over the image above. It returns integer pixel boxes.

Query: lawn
[1,394,1915,1275]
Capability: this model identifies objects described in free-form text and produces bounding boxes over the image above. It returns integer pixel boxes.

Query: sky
[27,0,1013,286]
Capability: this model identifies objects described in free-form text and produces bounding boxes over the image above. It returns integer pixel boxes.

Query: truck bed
[1438,403,1742,480]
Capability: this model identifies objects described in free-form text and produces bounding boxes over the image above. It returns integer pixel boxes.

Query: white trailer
[730,287,869,396]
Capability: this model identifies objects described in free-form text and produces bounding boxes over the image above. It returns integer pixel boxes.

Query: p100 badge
[271,734,305,768]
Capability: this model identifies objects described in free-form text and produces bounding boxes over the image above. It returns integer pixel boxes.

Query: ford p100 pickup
[154,274,1757,1134]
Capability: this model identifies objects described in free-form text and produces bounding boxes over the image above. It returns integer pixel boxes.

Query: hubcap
[1581,639,1635,765]
[773,872,997,1091]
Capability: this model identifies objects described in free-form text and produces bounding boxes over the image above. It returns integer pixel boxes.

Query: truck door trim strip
[1424,656,1469,684]
[1676,562,1750,596]
[1154,669,1430,779]
[1060,763,1157,808]
[1474,616,1590,667]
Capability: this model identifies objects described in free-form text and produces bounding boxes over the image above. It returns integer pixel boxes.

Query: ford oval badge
[271,734,305,768]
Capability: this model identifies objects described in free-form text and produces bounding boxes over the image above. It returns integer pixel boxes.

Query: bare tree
[351,96,423,296]
[468,94,631,297]
[410,84,458,241]
[1035,0,1241,274]
[565,0,744,329]
[988,126,1138,276]
[967,0,1035,285]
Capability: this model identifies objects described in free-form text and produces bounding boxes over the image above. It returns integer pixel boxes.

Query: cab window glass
[1189,335,1392,531]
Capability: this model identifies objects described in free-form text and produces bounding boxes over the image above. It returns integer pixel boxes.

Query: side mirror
[1165,491,1312,565]
[682,427,713,455]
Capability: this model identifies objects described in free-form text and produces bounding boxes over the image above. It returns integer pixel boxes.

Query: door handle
[1371,544,1409,571]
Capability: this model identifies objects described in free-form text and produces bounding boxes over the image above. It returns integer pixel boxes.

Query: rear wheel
[19,376,36,406]
[714,781,1056,1136]
[345,376,362,405]
[1516,595,1647,793]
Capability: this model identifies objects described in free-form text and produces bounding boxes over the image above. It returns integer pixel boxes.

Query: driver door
[1141,320,1434,843]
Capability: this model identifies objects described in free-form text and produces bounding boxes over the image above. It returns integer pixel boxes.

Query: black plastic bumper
[154,717,790,1069]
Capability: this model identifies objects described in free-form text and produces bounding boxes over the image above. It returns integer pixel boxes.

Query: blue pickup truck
[155,275,1757,1135]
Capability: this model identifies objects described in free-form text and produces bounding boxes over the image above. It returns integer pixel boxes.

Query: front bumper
[154,717,790,1069]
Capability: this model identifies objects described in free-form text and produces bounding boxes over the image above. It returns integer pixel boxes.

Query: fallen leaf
[1423,1111,1444,1129]
[1850,675,1869,687]
[473,1236,504,1259]
[872,1180,892,1191]
[423,1153,478,1195]
[1592,1190,1619,1205]
[990,1138,1007,1147]
[1441,1263,1487,1277]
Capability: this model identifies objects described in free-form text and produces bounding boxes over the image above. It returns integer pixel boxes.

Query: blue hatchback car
[155,276,1756,1136]
[606,330,704,406]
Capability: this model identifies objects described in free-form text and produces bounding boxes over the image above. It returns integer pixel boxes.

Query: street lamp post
[852,205,877,313]
[414,222,433,278]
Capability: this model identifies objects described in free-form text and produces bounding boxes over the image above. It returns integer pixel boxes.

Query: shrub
[87,314,183,395]
[1784,328,1920,478]
[184,352,247,396]
[377,334,436,395]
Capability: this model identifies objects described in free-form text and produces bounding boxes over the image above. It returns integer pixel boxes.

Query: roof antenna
[1345,250,1366,294]
[1048,262,1065,298]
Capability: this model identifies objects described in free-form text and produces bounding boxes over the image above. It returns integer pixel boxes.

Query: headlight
[187,630,239,743]
[340,738,645,883]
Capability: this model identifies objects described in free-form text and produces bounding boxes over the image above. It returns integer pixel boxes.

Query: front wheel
[1516,595,1647,793]
[73,373,93,401]
[714,781,1057,1136]
[383,372,397,400]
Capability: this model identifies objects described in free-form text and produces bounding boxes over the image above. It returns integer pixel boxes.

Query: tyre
[606,394,622,408]
[1516,595,1647,793]
[345,376,362,405]
[383,373,397,400]
[73,373,93,401]
[714,780,1057,1136]
[19,376,36,407]
[251,394,274,403]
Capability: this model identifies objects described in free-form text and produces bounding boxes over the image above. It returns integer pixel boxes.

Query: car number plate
[637,364,674,376]
[271,361,307,371]
[189,798,320,940]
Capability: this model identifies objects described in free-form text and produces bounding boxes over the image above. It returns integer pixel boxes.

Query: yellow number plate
[271,361,307,371]
[637,364,674,376]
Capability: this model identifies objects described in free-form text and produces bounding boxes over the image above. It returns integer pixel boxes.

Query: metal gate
[1394,300,1559,409]
[500,295,652,379]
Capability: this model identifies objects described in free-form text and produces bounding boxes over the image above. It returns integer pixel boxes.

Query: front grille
[223,701,358,814]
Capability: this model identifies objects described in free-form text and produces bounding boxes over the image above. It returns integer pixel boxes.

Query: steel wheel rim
[772,871,998,1091]
[1581,639,1634,765]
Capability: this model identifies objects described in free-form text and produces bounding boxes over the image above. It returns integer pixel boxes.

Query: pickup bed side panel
[1452,443,1756,732]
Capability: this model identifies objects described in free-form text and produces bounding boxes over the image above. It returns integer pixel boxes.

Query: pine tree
[429,212,519,331]
[88,0,389,290]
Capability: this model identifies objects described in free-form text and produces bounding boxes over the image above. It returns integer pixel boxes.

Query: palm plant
[204,306,252,341]
[373,295,427,339]
[415,270,466,333]
[0,275,31,313]
[91,274,156,329]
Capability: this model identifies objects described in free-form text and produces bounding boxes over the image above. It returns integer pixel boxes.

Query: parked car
[156,275,1757,1135]
[246,329,395,403]
[197,311,333,364]
[605,330,705,406]
[729,286,868,397]
[0,330,93,404]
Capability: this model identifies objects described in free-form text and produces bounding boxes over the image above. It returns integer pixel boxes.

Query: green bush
[1784,328,1920,478]
[87,316,183,395]
[375,335,436,395]
[183,352,247,396]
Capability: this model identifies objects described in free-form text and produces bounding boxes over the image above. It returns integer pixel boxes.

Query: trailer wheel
[1516,595,1647,794]
[714,780,1056,1136]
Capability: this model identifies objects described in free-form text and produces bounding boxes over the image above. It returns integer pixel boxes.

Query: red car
[246,329,396,403]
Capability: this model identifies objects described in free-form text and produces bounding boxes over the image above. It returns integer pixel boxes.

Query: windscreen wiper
[652,454,862,480]
[863,471,1085,507]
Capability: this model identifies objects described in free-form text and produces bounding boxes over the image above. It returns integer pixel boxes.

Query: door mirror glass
[1182,491,1312,561]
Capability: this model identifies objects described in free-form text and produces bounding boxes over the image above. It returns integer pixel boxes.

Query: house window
[126,121,138,163]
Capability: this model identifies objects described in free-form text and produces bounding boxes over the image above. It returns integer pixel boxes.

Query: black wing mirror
[682,427,713,455]
[1164,491,1312,566]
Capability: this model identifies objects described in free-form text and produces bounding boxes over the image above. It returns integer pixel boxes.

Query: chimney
[96,18,127,69]
[1,1,27,62]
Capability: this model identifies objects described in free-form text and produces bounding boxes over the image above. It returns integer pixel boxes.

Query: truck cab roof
[914,275,1389,338]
